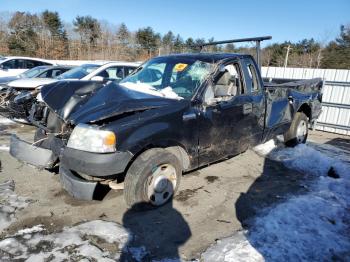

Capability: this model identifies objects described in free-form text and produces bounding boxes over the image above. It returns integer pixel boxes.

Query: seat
[214,71,238,97]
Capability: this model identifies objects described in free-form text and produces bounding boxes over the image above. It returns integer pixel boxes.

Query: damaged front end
[9,80,172,200]
[9,101,71,169]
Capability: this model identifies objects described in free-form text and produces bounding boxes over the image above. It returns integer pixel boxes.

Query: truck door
[198,60,264,165]
[239,57,266,149]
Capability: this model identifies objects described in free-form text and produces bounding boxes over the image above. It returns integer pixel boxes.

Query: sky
[0,0,349,46]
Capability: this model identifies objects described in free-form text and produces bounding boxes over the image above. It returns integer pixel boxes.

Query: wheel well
[164,146,190,170]
[297,103,311,121]
[122,144,191,178]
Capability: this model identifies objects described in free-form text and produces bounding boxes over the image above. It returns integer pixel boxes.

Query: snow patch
[202,231,264,262]
[15,225,45,236]
[202,141,350,261]
[121,82,183,100]
[0,180,30,232]
[253,139,277,156]
[0,145,9,151]
[0,116,15,125]
[0,220,157,261]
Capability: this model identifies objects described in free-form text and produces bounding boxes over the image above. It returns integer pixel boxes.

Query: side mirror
[0,64,4,70]
[91,76,104,82]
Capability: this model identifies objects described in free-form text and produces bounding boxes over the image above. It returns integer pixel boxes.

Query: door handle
[243,103,253,114]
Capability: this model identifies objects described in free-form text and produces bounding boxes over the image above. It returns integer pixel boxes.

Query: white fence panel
[262,66,350,135]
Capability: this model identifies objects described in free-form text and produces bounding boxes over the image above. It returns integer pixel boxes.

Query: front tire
[124,148,182,208]
[284,112,309,147]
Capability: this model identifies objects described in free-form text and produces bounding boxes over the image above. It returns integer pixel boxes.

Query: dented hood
[41,80,178,124]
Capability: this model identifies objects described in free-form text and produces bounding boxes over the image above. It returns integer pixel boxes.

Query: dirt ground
[0,121,349,261]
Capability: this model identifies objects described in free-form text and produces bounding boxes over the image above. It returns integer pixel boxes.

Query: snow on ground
[0,180,148,261]
[0,145,9,151]
[0,220,153,261]
[120,82,183,100]
[202,140,350,261]
[0,180,30,232]
[0,116,15,125]
[0,116,27,126]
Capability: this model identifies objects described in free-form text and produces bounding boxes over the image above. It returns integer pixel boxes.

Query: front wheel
[284,112,309,147]
[124,148,182,208]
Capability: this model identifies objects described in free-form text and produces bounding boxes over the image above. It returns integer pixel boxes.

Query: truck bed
[264,77,324,92]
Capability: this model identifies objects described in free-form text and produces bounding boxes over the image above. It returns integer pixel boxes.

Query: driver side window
[204,63,242,104]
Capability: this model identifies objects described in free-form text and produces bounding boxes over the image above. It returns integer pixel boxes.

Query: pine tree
[322,25,350,69]
[7,12,40,56]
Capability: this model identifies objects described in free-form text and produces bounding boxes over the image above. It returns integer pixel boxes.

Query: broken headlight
[67,124,116,153]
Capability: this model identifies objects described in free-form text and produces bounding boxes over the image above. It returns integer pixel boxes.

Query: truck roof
[155,53,251,63]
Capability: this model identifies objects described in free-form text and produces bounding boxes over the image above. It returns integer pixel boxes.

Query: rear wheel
[124,148,182,208]
[284,112,309,147]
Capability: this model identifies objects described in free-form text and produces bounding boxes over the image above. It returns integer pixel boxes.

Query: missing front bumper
[9,135,57,168]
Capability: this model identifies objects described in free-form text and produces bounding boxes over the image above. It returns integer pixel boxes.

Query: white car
[0,56,54,77]
[6,61,140,90]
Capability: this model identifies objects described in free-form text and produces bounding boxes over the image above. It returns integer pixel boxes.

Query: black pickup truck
[9,51,323,208]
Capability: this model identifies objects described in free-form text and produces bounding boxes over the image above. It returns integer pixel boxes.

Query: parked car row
[6,44,324,209]
[0,61,140,121]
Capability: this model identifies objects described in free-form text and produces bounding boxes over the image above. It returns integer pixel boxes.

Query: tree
[115,23,132,60]
[41,10,68,58]
[184,37,195,52]
[116,23,130,46]
[7,12,40,56]
[322,25,350,69]
[224,43,235,53]
[194,38,205,47]
[42,10,65,37]
[173,34,184,53]
[135,26,160,57]
[73,15,101,46]
[162,31,175,54]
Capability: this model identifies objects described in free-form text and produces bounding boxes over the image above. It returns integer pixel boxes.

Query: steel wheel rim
[296,120,307,143]
[147,164,177,206]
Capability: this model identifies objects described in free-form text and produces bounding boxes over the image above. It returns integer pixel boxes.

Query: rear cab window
[241,57,261,94]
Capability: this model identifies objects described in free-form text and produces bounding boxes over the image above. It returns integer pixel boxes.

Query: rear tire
[284,112,309,147]
[124,148,182,208]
